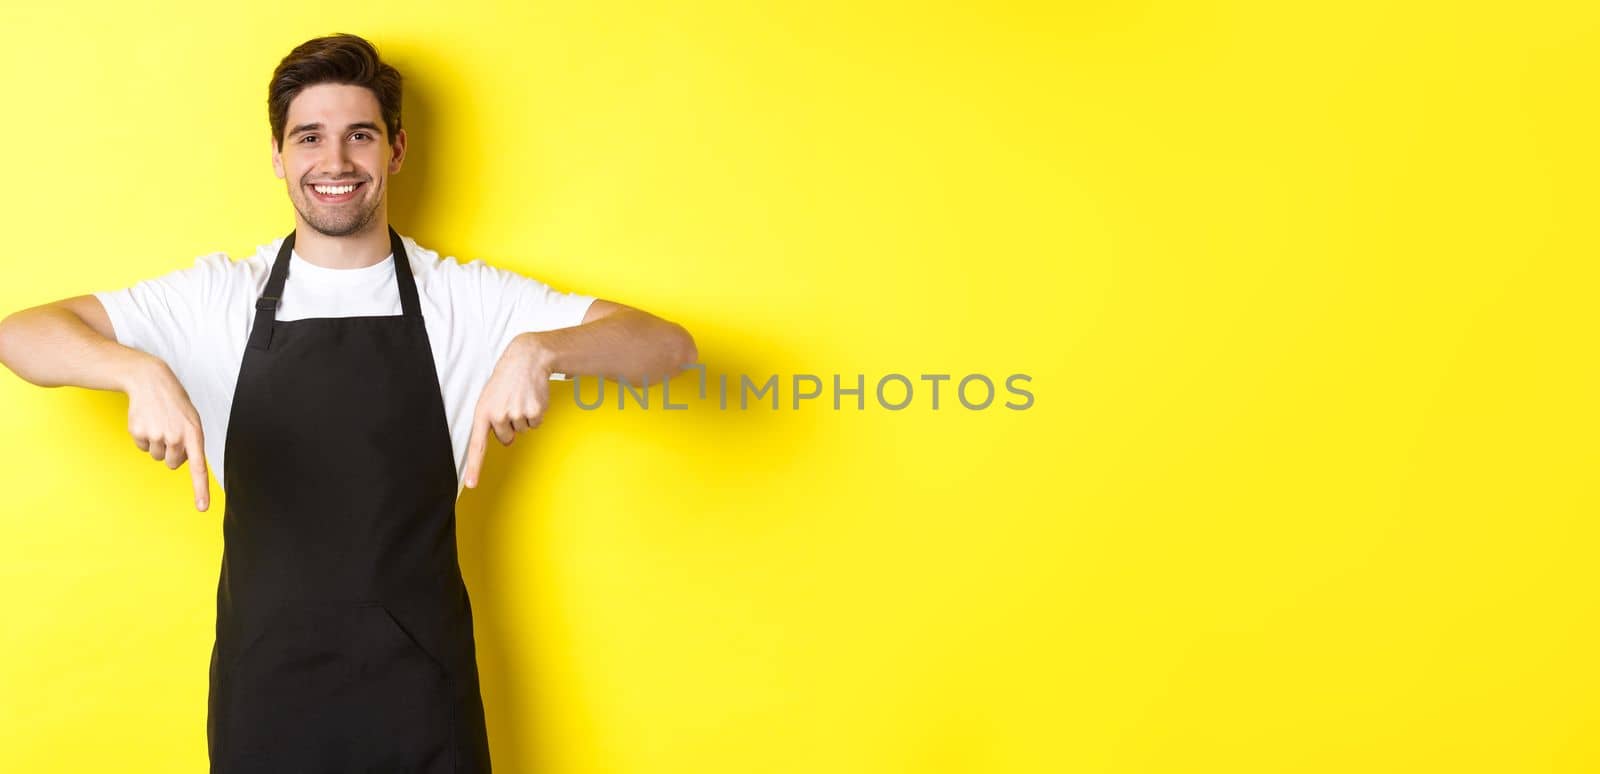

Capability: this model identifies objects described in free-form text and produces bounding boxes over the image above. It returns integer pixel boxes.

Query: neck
[291,215,392,270]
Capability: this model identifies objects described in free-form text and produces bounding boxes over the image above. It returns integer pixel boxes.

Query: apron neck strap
[248,225,419,351]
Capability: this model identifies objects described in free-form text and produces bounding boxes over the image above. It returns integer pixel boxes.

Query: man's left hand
[463,333,551,489]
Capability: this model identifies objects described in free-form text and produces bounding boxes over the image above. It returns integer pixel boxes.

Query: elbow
[674,323,698,368]
[0,311,23,372]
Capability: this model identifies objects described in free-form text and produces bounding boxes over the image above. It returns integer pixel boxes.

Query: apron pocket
[221,601,455,773]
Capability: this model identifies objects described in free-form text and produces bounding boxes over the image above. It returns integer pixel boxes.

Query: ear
[388,128,407,175]
[271,136,285,180]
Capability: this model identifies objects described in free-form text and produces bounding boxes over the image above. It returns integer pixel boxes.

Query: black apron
[206,226,492,772]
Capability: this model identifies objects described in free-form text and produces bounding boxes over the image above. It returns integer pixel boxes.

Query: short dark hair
[267,33,402,150]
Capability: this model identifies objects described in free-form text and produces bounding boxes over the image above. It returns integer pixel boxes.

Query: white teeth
[312,183,357,195]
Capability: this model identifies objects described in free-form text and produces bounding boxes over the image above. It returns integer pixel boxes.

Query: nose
[318,139,358,178]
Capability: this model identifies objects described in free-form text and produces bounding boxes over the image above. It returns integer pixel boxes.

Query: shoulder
[401,235,491,279]
[108,248,253,301]
[401,234,449,280]
[401,234,530,297]
[218,240,286,297]
[399,234,592,309]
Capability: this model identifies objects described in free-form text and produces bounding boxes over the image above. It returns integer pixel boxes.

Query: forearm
[0,306,157,392]
[517,309,697,387]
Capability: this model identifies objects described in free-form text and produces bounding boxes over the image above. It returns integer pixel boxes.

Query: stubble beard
[294,176,383,238]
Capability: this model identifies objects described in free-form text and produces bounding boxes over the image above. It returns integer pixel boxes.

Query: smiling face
[271,83,406,238]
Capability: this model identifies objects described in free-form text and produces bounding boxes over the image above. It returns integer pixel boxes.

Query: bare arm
[461,298,697,489]
[519,298,698,387]
[0,295,213,511]
[0,295,157,392]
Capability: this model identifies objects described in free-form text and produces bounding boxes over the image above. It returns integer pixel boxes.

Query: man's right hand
[124,359,210,512]
[0,298,211,511]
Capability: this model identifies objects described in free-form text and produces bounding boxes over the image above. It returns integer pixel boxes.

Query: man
[0,33,695,772]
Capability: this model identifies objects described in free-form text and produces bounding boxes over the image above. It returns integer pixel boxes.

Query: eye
[351,131,372,141]
[298,134,318,144]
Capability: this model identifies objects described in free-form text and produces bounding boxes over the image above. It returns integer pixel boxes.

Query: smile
[308,181,364,202]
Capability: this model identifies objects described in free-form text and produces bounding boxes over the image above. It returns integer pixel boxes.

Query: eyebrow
[287,121,383,139]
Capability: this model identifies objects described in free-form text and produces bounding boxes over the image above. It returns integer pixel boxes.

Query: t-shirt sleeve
[92,253,231,374]
[477,262,596,381]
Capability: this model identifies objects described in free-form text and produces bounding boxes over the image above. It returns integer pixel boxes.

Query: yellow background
[1,1,1595,771]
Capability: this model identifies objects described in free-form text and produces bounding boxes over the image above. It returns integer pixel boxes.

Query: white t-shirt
[93,233,595,500]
